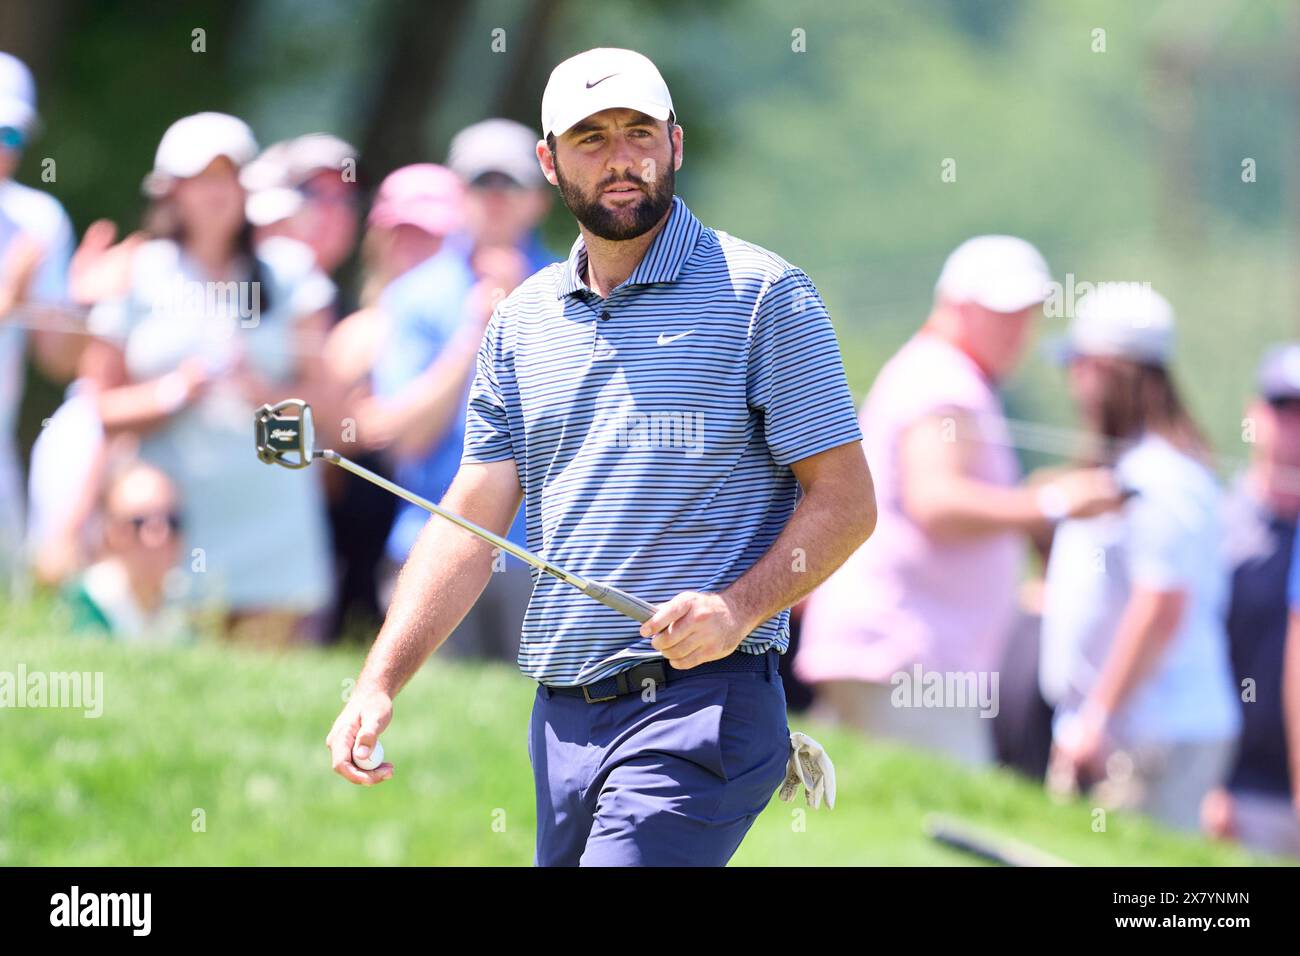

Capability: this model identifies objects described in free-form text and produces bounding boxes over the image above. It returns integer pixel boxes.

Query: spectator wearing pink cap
[796,236,1121,766]
[343,164,530,658]
[320,165,466,640]
[325,163,531,656]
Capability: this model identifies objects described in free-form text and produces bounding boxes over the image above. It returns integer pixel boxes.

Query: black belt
[544,648,776,703]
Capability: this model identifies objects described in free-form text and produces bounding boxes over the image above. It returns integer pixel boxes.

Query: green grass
[0,595,1286,866]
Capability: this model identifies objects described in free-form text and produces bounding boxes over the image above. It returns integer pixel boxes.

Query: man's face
[1067,354,1110,417]
[958,300,1038,378]
[466,176,551,247]
[1249,396,1300,469]
[295,170,360,274]
[104,468,182,579]
[539,107,681,241]
[170,156,246,243]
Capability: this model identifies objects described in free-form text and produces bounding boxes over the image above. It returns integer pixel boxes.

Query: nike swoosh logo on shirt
[657,330,695,345]
[586,73,619,88]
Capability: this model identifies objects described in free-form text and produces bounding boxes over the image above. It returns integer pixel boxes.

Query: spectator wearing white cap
[77,112,338,644]
[0,51,76,584]
[1040,284,1240,830]
[243,133,360,279]
[446,118,555,276]
[796,236,1122,766]
[1200,343,1300,855]
[242,133,388,641]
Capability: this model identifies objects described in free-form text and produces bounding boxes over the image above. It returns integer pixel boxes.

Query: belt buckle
[581,684,618,704]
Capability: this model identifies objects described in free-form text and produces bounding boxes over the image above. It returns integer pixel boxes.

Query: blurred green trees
[7,0,1297,469]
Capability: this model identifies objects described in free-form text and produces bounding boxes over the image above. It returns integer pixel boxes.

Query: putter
[253,398,658,623]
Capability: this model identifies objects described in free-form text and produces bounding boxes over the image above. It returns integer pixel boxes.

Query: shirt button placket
[593,306,616,360]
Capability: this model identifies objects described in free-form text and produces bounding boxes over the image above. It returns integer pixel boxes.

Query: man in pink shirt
[796,235,1120,765]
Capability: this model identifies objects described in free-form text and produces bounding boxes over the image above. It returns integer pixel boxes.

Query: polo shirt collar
[555,195,703,299]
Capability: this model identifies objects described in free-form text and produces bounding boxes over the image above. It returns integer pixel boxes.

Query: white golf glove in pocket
[779,731,836,809]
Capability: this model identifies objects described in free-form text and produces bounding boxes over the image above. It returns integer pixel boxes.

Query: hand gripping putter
[254,399,658,623]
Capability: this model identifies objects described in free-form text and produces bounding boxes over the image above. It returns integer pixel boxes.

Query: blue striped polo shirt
[463,196,862,685]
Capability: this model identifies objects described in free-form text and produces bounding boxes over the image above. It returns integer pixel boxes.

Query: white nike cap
[541,48,674,139]
[935,235,1052,313]
[1057,283,1175,366]
[143,112,259,198]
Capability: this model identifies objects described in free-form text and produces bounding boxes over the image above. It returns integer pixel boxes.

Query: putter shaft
[319,449,658,624]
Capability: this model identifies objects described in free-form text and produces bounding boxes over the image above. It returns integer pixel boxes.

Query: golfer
[327,47,875,866]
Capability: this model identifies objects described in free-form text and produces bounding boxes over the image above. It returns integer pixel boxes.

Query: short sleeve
[461,310,514,464]
[746,268,862,465]
[1125,488,1198,589]
[1289,529,1300,610]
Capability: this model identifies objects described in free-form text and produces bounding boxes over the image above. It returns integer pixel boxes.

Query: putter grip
[583,580,657,623]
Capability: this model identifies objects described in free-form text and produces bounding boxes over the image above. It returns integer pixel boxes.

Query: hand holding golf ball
[352,739,385,771]
[326,685,394,784]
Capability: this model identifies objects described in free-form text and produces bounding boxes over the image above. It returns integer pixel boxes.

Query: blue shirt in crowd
[373,243,529,561]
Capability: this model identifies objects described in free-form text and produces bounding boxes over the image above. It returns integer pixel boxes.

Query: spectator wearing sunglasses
[63,460,190,642]
[1201,343,1300,856]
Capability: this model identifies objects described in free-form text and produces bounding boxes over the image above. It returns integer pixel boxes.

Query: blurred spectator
[1287,531,1300,843]
[242,133,360,283]
[61,460,189,642]
[338,161,533,661]
[0,51,76,585]
[322,166,470,643]
[1200,344,1300,856]
[446,118,554,275]
[795,236,1119,766]
[244,132,386,641]
[77,112,337,645]
[402,120,558,659]
[1041,284,1240,831]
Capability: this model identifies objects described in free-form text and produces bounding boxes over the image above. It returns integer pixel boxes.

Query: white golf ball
[352,739,384,771]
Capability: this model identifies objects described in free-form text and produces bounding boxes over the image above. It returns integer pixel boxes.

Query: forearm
[355,517,497,696]
[905,476,1045,538]
[96,374,188,435]
[385,334,480,459]
[1086,590,1182,718]
[355,465,522,696]
[723,483,875,635]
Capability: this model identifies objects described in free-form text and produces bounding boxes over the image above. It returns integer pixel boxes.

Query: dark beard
[553,158,676,241]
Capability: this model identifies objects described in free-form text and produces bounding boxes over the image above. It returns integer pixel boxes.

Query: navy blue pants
[529,651,791,866]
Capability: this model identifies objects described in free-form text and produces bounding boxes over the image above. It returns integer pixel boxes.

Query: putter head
[254,399,316,469]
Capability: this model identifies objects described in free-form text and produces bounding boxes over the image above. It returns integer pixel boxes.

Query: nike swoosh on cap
[586,73,619,88]
[657,330,695,345]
